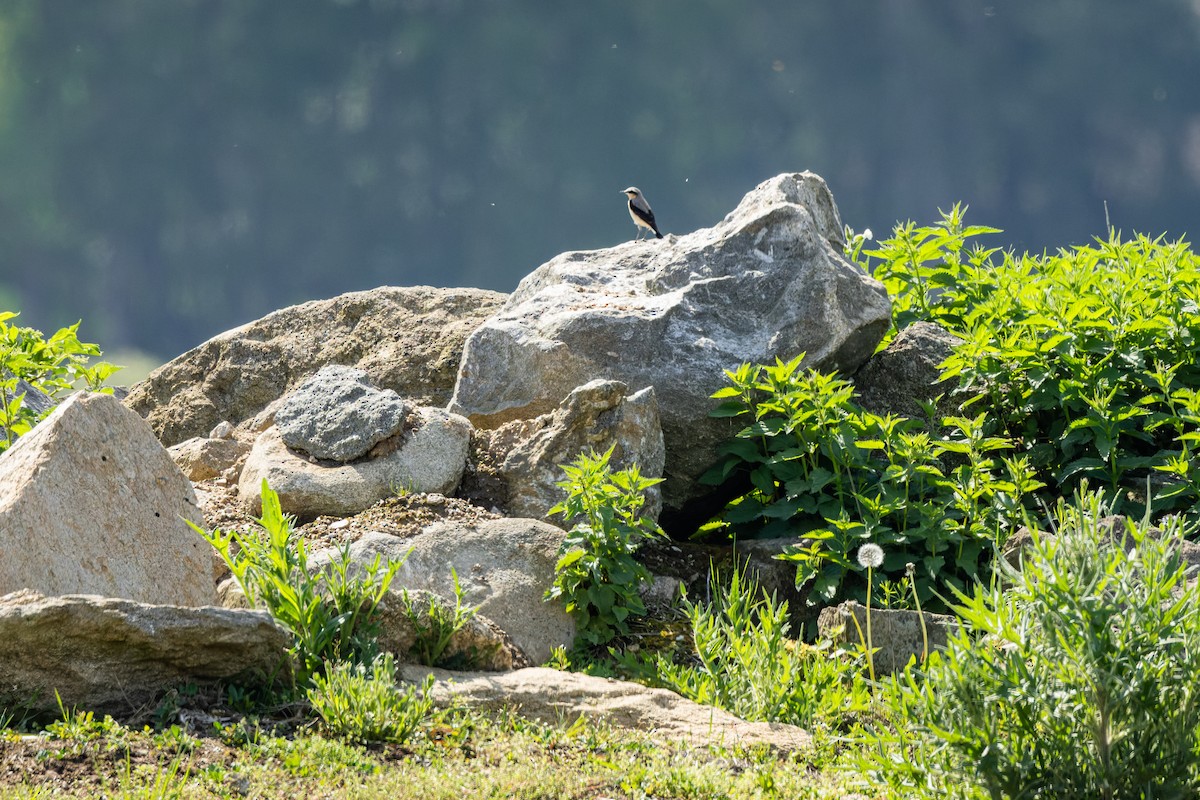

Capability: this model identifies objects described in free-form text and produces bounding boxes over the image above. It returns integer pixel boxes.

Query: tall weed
[868,490,1200,798]
[652,566,870,731]
[191,480,404,687]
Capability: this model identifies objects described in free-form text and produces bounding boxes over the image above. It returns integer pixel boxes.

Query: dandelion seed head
[857,543,884,569]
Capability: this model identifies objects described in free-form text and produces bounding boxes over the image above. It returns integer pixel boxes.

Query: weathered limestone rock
[0,392,214,606]
[0,591,291,716]
[341,524,573,664]
[125,285,506,446]
[853,321,964,424]
[275,365,409,462]
[450,173,890,526]
[465,379,665,524]
[238,406,471,518]
[817,600,959,675]
[401,665,811,754]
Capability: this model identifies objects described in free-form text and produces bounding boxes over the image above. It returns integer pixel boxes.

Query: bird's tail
[655,230,663,239]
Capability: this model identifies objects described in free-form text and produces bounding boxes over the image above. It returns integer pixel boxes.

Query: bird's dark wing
[629,199,661,234]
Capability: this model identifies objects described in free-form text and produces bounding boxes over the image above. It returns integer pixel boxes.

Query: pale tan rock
[237,406,471,518]
[168,436,250,481]
[339,524,574,665]
[0,392,214,606]
[400,665,811,754]
[124,285,506,446]
[465,379,664,524]
[0,591,290,715]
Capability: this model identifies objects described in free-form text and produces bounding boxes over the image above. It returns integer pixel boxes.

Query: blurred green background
[1,1,1197,373]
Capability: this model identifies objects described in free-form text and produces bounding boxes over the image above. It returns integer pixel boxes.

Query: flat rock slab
[401,665,811,755]
[450,172,890,520]
[125,285,506,446]
[0,591,291,716]
[0,392,214,606]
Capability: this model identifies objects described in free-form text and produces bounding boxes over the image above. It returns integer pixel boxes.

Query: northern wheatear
[622,187,663,240]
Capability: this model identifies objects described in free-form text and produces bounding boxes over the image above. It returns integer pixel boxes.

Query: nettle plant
[705,355,1040,608]
[862,207,1200,520]
[0,313,119,452]
[545,447,664,647]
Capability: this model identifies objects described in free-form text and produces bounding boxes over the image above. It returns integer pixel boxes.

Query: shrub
[191,480,405,687]
[704,355,1041,608]
[870,490,1200,798]
[0,313,118,452]
[861,210,1200,519]
[307,653,433,745]
[544,447,664,647]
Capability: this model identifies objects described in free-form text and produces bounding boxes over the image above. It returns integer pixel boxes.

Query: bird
[622,187,663,240]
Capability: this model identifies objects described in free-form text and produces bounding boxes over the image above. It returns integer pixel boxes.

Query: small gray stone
[817,600,959,675]
[276,365,409,463]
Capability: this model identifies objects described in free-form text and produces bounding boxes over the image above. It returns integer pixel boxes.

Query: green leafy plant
[705,354,1041,609]
[307,653,434,745]
[859,212,1200,520]
[870,489,1200,798]
[191,480,405,687]
[398,568,487,668]
[0,313,119,452]
[545,447,664,647]
[651,565,870,731]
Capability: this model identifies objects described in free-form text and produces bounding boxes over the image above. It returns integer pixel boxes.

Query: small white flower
[857,543,884,570]
[862,228,873,241]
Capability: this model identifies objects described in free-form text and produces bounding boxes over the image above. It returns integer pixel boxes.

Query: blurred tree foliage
[0,1,1197,360]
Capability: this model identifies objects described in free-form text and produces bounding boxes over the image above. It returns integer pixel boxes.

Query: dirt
[193,478,504,553]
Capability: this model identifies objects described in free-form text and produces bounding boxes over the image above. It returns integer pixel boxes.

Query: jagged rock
[853,321,964,424]
[340,524,573,664]
[0,591,291,716]
[449,173,890,526]
[817,600,959,675]
[400,665,811,754]
[168,436,250,481]
[464,379,665,524]
[124,285,506,446]
[275,365,409,462]
[237,406,471,518]
[0,392,214,606]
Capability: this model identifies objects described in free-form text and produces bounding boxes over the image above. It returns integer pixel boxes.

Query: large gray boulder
[238,405,472,518]
[125,285,506,446]
[275,364,410,462]
[342,522,573,664]
[449,173,890,523]
[0,392,214,606]
[0,591,291,716]
[401,665,811,754]
[464,379,665,524]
